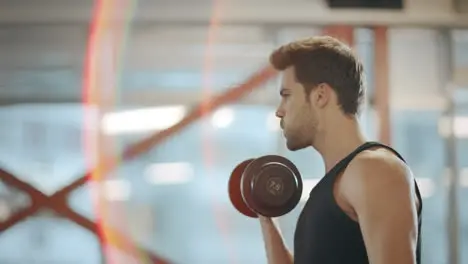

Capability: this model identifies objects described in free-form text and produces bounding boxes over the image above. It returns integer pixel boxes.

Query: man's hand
[259,216,294,264]
[343,150,420,264]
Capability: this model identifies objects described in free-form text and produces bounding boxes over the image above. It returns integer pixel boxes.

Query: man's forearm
[259,217,294,264]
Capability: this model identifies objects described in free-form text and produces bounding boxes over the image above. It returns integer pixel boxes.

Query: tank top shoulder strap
[327,141,422,213]
[327,141,388,176]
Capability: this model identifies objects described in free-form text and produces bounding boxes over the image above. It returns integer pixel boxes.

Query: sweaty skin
[260,66,420,264]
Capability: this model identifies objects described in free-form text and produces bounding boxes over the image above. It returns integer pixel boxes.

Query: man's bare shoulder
[339,148,420,264]
[341,148,415,204]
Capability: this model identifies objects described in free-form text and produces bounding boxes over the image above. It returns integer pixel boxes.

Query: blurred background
[0,0,467,263]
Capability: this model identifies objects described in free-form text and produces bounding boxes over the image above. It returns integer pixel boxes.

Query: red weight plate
[228,159,258,218]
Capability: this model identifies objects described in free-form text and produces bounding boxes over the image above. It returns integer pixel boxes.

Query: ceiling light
[145,162,194,185]
[211,107,234,129]
[102,105,186,135]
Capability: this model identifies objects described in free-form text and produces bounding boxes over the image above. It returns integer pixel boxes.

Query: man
[259,36,422,264]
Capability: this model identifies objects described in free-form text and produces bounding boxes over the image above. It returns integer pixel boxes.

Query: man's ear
[311,83,331,108]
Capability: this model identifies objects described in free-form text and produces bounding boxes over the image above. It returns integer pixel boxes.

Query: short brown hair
[270,36,364,115]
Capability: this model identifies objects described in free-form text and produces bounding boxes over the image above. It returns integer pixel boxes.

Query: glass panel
[458,136,468,264]
[0,180,32,223]
[121,70,254,92]
[451,29,468,263]
[355,28,379,141]
[0,105,88,195]
[0,210,101,264]
[0,70,80,93]
[0,104,103,263]
[454,93,468,264]
[453,30,468,68]
[355,27,375,100]
[391,110,447,264]
[68,183,96,221]
[110,105,278,263]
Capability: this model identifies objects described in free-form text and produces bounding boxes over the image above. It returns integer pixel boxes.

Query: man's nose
[276,109,284,118]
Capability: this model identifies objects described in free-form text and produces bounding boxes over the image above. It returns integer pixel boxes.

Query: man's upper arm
[343,153,419,264]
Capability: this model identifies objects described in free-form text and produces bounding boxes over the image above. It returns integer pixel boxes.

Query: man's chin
[285,140,307,151]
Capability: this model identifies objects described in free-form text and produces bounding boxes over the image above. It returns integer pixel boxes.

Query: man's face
[276,67,318,151]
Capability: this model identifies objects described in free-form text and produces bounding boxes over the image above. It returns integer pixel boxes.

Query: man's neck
[313,117,367,172]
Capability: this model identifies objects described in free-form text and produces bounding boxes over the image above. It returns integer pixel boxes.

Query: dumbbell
[228,155,303,218]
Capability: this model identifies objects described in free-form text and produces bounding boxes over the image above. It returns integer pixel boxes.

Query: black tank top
[293,142,422,264]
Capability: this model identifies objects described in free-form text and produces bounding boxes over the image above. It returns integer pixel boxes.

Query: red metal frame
[0,65,277,263]
[0,167,170,263]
